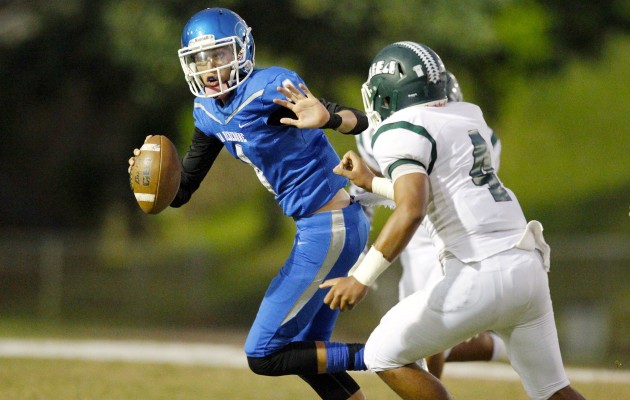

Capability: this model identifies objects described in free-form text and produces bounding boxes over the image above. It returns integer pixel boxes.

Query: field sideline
[0,337,627,384]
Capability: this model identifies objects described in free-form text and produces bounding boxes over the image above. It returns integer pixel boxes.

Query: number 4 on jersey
[468,131,511,202]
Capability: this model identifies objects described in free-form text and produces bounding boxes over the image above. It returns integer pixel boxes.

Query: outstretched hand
[332,150,376,191]
[320,276,369,311]
[273,82,329,129]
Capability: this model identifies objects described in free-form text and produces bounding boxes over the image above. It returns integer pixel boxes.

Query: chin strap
[228,63,239,88]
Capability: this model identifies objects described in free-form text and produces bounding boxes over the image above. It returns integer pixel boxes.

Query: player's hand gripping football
[320,276,368,312]
[273,82,329,129]
[127,135,154,173]
[333,151,376,192]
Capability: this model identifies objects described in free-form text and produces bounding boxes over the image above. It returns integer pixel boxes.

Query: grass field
[0,357,629,400]
[0,319,627,399]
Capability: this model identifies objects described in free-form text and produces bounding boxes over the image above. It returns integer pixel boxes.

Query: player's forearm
[351,210,421,287]
[336,108,369,135]
[319,99,369,135]
[351,189,425,287]
[373,205,425,261]
[171,128,223,207]
[335,109,358,134]
[372,174,428,260]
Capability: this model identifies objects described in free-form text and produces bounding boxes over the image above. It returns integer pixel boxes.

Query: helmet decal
[395,41,442,84]
[368,60,397,79]
[412,65,424,78]
[189,34,215,45]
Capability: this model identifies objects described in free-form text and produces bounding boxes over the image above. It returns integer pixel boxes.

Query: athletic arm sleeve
[170,127,224,208]
[319,98,369,135]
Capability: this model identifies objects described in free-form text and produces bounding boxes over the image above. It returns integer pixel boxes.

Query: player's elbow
[397,202,426,225]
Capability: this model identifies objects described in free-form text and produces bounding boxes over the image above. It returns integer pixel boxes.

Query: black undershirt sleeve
[267,107,297,126]
[170,127,224,208]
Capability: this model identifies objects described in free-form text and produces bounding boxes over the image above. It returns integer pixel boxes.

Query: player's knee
[247,342,318,376]
[247,354,282,376]
[364,341,406,372]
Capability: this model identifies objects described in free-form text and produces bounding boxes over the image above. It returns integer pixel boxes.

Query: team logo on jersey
[217,131,247,143]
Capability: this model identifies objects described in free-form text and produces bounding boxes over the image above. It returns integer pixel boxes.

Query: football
[129,135,181,214]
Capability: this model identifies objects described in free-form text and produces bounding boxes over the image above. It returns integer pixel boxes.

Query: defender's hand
[333,150,376,191]
[320,276,368,311]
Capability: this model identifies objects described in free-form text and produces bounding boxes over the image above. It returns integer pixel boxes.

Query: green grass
[0,358,627,400]
[0,319,627,399]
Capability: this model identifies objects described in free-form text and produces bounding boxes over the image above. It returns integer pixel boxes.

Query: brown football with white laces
[129,135,181,214]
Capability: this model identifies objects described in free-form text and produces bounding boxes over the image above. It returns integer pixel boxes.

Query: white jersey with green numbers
[372,101,527,263]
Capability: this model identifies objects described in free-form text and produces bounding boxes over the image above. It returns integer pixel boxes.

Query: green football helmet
[445,70,463,102]
[361,41,447,126]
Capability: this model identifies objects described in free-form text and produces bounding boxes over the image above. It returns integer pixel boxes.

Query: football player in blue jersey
[130,7,371,400]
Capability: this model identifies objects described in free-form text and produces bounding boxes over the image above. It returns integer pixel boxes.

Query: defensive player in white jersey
[322,42,585,400]
[274,71,508,378]
[354,70,507,378]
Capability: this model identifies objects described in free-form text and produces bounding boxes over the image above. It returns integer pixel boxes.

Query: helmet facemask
[178,29,253,98]
[362,76,399,127]
[361,82,383,127]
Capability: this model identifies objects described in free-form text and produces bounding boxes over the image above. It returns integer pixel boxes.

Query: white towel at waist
[514,220,551,271]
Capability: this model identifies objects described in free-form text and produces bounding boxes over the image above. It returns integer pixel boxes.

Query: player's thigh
[245,206,367,356]
[399,248,442,300]
[498,309,569,400]
[495,250,569,399]
[365,268,496,371]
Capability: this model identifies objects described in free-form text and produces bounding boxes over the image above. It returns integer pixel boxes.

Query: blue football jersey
[192,67,347,218]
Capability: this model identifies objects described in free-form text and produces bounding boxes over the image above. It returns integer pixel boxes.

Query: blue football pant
[245,201,369,357]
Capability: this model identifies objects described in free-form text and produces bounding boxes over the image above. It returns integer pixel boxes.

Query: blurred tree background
[0,0,628,366]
